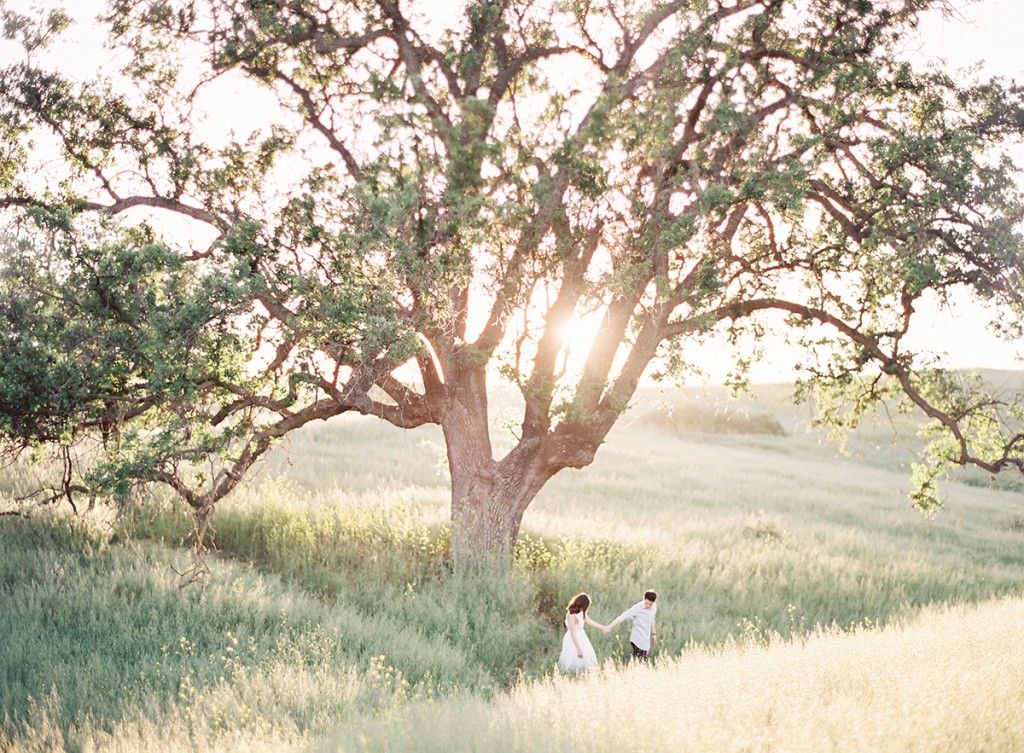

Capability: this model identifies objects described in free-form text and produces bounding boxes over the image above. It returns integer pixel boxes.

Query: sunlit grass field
[319,596,1024,753]
[2,382,1023,751]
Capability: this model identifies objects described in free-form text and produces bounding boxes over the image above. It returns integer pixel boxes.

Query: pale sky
[916,0,1024,79]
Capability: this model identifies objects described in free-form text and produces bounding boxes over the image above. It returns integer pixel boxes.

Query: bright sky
[2,0,1023,381]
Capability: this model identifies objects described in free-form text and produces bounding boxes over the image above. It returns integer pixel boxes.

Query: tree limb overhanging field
[1,0,1023,567]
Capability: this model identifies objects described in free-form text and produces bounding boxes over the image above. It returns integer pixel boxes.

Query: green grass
[2,381,1024,751]
[0,513,362,752]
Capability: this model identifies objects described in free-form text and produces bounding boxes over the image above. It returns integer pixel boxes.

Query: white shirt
[616,601,657,651]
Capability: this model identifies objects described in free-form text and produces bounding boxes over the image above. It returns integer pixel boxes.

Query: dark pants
[630,642,648,661]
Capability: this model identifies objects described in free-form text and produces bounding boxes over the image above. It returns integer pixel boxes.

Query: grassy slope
[258,382,1024,644]
[319,596,1024,753]
[2,381,1024,751]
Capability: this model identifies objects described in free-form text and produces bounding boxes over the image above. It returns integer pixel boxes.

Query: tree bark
[448,470,526,570]
[442,360,560,569]
[447,445,558,569]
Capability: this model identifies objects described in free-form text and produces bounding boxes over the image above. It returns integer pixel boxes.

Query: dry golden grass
[321,595,1024,753]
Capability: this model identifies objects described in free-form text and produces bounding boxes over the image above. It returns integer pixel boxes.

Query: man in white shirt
[606,590,658,660]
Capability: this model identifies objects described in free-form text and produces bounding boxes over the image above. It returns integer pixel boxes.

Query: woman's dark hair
[567,593,591,615]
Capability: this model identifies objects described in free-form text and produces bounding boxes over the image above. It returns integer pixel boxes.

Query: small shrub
[1006,514,1024,533]
[743,510,788,542]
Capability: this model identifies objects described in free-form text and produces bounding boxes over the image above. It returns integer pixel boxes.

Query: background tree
[1,0,1023,568]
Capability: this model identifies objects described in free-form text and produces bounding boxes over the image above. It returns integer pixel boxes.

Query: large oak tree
[1,0,1023,568]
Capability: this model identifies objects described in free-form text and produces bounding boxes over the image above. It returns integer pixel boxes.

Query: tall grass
[318,596,1024,753]
[0,512,400,753]
[3,381,1024,751]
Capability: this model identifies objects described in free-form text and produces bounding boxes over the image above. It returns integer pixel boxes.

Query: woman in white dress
[557,592,610,673]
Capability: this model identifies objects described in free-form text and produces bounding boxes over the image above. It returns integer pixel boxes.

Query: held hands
[600,626,610,634]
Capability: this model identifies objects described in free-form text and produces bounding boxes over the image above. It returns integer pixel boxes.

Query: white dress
[557,612,598,673]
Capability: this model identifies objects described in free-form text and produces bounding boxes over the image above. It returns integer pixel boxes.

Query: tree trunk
[448,470,525,569]
[448,435,567,569]
[441,362,555,569]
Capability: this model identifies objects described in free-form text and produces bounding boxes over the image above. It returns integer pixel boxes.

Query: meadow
[1,382,1023,751]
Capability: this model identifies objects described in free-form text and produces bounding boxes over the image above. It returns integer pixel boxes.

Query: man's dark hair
[644,590,657,602]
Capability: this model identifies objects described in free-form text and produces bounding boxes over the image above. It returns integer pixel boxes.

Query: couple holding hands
[557,590,658,673]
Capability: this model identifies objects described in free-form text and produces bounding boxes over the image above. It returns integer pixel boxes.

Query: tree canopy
[1,0,1023,568]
